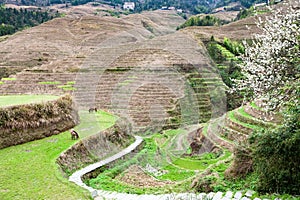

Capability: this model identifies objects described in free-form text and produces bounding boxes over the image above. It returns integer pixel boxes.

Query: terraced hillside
[74,30,227,132]
[199,100,280,154]
[85,127,233,196]
[70,100,281,200]
[0,9,227,132]
[1,4,294,200]
[182,16,260,42]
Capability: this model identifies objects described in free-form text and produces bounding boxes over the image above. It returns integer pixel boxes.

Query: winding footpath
[69,135,143,198]
[69,135,264,200]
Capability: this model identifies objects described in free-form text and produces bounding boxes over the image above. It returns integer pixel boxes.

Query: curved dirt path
[69,135,143,197]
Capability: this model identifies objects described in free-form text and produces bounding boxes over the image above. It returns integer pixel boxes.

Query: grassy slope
[0,98,118,200]
[0,95,60,107]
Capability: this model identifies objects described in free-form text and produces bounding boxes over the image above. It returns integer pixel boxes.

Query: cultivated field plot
[0,95,59,107]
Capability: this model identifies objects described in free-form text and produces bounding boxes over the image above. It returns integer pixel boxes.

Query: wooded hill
[0,0,265,13]
[0,5,60,36]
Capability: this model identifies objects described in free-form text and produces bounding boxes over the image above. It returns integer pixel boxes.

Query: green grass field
[0,95,60,107]
[0,96,118,200]
[228,111,262,130]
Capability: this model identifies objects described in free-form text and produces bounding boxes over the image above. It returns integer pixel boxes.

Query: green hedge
[250,105,300,195]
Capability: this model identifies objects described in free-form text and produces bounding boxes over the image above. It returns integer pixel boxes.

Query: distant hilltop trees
[0,0,268,14]
[0,5,60,36]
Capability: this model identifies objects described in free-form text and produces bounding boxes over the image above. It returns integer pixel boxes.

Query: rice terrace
[0,0,299,200]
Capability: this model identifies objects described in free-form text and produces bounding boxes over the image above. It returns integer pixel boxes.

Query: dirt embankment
[0,95,78,149]
[189,127,220,155]
[116,165,173,187]
[57,118,134,176]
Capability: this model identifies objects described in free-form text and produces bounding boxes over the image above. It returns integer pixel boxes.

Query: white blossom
[233,5,300,110]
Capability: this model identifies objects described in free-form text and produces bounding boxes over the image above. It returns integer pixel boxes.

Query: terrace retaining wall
[0,95,78,149]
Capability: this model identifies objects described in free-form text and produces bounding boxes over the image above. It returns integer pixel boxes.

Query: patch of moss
[67,81,76,85]
[1,77,16,81]
[57,85,77,91]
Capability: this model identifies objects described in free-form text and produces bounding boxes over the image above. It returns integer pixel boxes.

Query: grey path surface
[69,135,143,197]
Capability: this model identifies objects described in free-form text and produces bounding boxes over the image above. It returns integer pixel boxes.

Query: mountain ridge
[0,0,264,14]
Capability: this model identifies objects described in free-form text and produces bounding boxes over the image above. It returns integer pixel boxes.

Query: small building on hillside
[274,0,283,4]
[161,6,177,11]
[254,2,267,9]
[123,2,135,10]
[266,0,283,5]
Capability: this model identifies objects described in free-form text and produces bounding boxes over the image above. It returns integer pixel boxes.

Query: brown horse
[70,129,79,140]
[88,107,98,113]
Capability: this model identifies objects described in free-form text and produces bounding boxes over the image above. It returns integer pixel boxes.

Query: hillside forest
[0,5,60,36]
